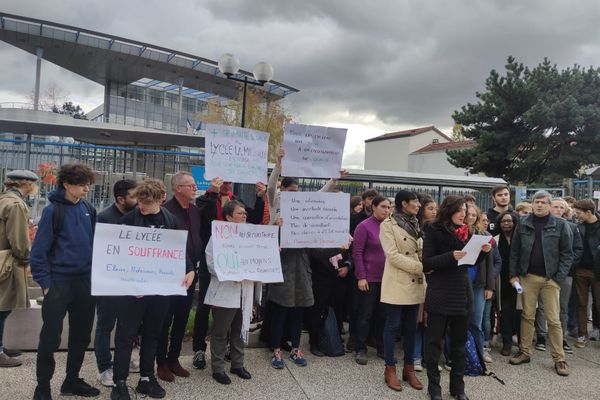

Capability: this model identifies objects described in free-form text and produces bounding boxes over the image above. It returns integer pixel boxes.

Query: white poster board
[91,223,188,296]
[205,123,269,184]
[211,221,283,282]
[280,191,350,248]
[282,123,347,178]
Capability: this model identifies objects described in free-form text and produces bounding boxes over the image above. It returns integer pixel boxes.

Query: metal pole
[103,80,111,123]
[132,143,138,180]
[33,47,43,111]
[177,76,184,133]
[241,76,248,128]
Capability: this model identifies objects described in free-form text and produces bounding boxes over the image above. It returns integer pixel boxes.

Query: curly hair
[134,178,166,202]
[57,164,95,188]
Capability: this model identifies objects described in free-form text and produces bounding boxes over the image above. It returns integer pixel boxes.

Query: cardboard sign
[204,123,269,184]
[282,123,347,178]
[211,221,283,283]
[279,191,350,248]
[91,223,188,296]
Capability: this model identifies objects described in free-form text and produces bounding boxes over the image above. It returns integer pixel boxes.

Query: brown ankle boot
[402,364,424,390]
[384,365,402,391]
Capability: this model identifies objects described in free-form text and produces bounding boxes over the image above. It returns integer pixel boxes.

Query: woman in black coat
[422,196,490,400]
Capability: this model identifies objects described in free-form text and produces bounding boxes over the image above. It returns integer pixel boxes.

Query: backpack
[317,307,345,357]
[52,199,97,236]
[464,330,486,376]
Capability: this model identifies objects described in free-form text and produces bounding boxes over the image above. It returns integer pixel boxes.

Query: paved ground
[2,335,600,400]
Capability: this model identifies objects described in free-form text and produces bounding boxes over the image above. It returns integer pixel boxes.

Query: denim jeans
[269,302,304,349]
[94,297,117,373]
[413,323,424,362]
[469,286,486,354]
[383,304,418,366]
[0,310,11,353]
[483,299,493,344]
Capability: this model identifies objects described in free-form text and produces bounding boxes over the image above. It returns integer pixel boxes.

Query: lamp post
[217,53,274,128]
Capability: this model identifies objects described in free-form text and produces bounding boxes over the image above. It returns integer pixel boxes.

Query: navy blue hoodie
[30,187,95,289]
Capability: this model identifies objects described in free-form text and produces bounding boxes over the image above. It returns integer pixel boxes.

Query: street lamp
[218,53,274,128]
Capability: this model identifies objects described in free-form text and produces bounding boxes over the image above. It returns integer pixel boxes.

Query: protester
[571,199,600,349]
[351,196,363,215]
[479,212,501,357]
[379,190,425,392]
[413,195,437,372]
[192,177,265,370]
[495,211,521,356]
[157,172,205,382]
[533,198,582,355]
[515,202,532,216]
[465,204,497,364]
[352,195,391,365]
[0,170,38,368]
[508,191,573,377]
[204,200,258,384]
[111,179,195,400]
[487,185,512,235]
[94,179,138,387]
[351,189,379,235]
[30,164,99,400]
[422,195,490,400]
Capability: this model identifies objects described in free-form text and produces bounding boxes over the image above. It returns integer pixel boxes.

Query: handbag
[0,249,15,283]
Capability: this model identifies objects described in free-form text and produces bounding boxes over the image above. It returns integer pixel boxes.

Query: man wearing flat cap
[0,169,39,368]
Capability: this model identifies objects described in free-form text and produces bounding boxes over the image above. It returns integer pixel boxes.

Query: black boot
[110,381,131,400]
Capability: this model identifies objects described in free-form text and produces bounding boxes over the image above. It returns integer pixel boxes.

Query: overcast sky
[2,1,600,168]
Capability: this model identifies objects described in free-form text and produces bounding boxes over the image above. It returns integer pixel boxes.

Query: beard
[124,202,138,212]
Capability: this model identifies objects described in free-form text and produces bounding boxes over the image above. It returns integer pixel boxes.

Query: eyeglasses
[178,184,197,189]
[500,220,514,224]
[233,211,248,216]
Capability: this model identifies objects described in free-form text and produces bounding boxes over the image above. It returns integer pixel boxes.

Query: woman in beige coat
[380,190,426,392]
[0,170,38,368]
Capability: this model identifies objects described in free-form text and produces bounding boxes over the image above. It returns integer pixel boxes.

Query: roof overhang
[0,13,299,102]
[0,108,205,148]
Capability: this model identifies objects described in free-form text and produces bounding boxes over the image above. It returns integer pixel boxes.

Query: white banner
[204,123,269,184]
[280,191,350,248]
[282,123,347,178]
[91,223,188,296]
[211,221,283,283]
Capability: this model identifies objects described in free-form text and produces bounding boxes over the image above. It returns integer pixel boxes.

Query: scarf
[393,211,420,239]
[453,224,469,242]
[240,280,262,344]
[206,189,234,221]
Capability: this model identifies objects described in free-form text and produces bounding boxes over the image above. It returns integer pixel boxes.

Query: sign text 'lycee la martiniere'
[210,221,283,283]
[282,123,347,179]
[91,223,188,296]
[204,123,269,184]
[279,192,350,248]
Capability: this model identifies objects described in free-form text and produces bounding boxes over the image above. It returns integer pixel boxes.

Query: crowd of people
[0,162,599,400]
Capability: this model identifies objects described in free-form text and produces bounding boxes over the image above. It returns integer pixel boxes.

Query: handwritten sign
[211,221,283,283]
[280,192,350,248]
[282,123,347,178]
[205,123,269,184]
[91,223,188,296]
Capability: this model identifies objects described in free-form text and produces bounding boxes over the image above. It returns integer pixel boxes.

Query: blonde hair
[467,203,485,234]
[3,179,38,195]
[134,178,166,202]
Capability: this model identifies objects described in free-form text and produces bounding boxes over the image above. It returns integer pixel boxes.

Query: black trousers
[425,312,469,397]
[308,281,336,346]
[354,282,385,353]
[192,274,211,353]
[113,295,169,381]
[36,278,95,389]
[157,278,196,365]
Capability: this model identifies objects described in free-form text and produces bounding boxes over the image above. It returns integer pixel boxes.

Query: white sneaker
[98,367,114,387]
[129,358,140,373]
[590,328,600,341]
[483,348,493,363]
[414,359,423,372]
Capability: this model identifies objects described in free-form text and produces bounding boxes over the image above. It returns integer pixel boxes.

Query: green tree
[199,88,294,162]
[52,101,87,119]
[448,56,600,184]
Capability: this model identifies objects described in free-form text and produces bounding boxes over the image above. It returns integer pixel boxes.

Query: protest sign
[91,223,188,296]
[282,123,347,178]
[191,165,211,191]
[204,123,269,184]
[211,221,283,283]
[280,191,350,248]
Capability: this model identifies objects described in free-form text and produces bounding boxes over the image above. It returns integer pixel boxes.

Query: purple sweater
[352,215,386,282]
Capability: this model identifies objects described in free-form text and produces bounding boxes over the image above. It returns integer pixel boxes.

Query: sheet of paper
[457,234,492,266]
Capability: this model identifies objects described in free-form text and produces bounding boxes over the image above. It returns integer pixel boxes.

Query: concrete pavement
[2,335,600,399]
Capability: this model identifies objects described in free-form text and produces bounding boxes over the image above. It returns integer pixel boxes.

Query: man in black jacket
[111,179,195,400]
[486,185,512,236]
[572,199,600,349]
[157,172,205,381]
[192,177,265,370]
